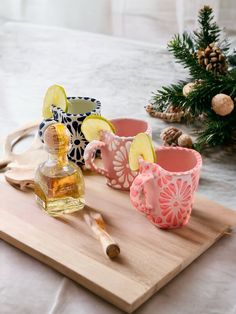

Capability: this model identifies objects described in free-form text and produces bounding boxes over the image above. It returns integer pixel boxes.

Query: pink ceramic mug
[130,147,202,229]
[84,118,151,190]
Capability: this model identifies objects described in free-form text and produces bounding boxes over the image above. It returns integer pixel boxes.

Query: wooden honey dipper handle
[98,230,120,259]
[83,211,120,259]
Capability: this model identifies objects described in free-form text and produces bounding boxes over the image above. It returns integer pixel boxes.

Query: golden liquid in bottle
[34,123,85,217]
[34,169,85,216]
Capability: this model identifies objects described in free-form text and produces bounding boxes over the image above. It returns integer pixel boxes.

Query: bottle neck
[48,150,68,167]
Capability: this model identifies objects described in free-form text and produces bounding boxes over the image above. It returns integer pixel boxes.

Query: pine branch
[218,38,231,55]
[152,81,187,111]
[150,5,236,149]
[185,75,236,115]
[194,5,221,49]
[219,73,236,97]
[228,50,236,67]
[168,33,214,80]
[152,70,236,117]
[196,118,235,149]
[152,67,236,112]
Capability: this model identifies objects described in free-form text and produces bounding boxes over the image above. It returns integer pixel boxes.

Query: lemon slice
[81,115,115,142]
[42,84,68,119]
[129,133,156,171]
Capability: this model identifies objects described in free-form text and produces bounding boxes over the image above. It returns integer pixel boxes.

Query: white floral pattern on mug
[84,118,152,191]
[113,141,137,189]
[130,147,202,229]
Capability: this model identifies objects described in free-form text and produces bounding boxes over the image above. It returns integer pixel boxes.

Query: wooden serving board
[1,173,236,313]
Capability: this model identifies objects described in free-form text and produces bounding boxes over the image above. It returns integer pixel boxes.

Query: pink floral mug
[130,146,202,229]
[84,118,151,190]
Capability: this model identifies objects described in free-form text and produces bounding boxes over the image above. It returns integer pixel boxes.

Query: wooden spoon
[0,121,43,169]
[1,121,47,190]
[5,167,35,191]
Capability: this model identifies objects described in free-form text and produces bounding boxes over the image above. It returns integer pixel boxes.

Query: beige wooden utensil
[0,121,41,169]
[83,211,120,259]
[5,168,35,191]
[1,121,47,190]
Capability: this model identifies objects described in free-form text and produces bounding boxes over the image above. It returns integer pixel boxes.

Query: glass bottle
[34,123,85,216]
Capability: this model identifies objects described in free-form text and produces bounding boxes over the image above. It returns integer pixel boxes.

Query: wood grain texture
[1,173,236,313]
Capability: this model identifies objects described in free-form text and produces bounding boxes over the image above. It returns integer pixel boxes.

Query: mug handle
[38,118,57,142]
[84,140,109,177]
[130,172,154,214]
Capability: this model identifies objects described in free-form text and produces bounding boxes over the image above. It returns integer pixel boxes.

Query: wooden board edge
[194,194,236,227]
[0,211,148,313]
[0,230,140,313]
[1,223,231,314]
[128,225,232,313]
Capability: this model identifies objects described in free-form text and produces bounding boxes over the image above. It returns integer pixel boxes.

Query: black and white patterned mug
[38,96,101,166]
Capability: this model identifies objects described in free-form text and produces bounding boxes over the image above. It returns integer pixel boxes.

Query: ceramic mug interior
[110,118,149,137]
[67,98,97,114]
[155,148,198,172]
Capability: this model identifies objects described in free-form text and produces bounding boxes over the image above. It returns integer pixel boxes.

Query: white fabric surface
[0,22,236,314]
[1,0,236,45]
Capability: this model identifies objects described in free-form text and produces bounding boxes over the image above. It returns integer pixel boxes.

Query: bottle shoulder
[35,160,83,178]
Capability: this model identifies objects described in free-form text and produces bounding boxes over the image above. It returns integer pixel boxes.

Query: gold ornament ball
[183,82,196,97]
[177,134,193,148]
[211,94,234,116]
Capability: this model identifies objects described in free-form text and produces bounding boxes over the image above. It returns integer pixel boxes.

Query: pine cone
[160,127,183,146]
[196,43,228,74]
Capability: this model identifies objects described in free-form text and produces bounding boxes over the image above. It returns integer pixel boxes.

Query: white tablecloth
[0,22,236,314]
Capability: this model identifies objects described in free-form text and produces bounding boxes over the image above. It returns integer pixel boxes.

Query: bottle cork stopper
[44,123,70,151]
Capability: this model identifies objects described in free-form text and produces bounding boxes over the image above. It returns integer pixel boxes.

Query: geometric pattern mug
[130,146,202,229]
[38,96,101,166]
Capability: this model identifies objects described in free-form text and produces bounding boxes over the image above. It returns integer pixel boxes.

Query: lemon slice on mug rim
[42,84,68,119]
[81,115,115,142]
[129,133,156,171]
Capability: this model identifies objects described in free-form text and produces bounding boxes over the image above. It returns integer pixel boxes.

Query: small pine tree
[151,6,236,149]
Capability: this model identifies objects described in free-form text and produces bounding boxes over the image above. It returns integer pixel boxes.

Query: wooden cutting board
[1,173,236,313]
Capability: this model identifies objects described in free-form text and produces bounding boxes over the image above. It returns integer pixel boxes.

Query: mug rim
[104,117,151,140]
[141,146,202,176]
[52,96,101,117]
